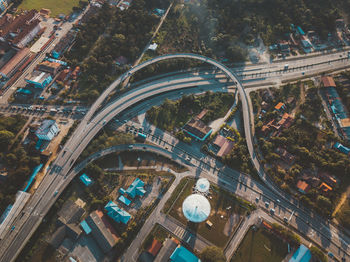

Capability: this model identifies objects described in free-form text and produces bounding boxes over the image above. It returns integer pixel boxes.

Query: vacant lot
[231,227,288,262]
[166,178,251,247]
[18,0,80,17]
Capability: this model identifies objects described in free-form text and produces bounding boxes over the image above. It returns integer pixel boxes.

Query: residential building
[55,199,86,241]
[170,245,200,262]
[51,30,76,58]
[0,47,30,78]
[118,195,131,206]
[289,244,311,262]
[147,239,162,257]
[212,135,235,157]
[334,142,350,155]
[0,0,10,12]
[321,76,336,88]
[79,220,91,235]
[57,200,85,225]
[35,120,60,141]
[296,180,310,194]
[105,201,131,224]
[319,182,332,193]
[183,117,212,141]
[36,60,61,75]
[274,102,286,111]
[25,70,53,88]
[12,19,42,49]
[79,173,93,186]
[276,147,295,165]
[85,210,120,253]
[0,10,41,45]
[126,178,146,199]
[30,36,50,53]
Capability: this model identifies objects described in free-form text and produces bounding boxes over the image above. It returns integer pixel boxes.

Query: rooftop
[182,194,211,223]
[126,178,145,199]
[289,244,311,262]
[0,48,30,77]
[296,180,310,193]
[147,239,162,257]
[79,173,93,186]
[25,70,52,85]
[105,201,131,224]
[170,245,200,262]
[118,195,131,206]
[35,120,58,137]
[321,76,336,88]
[183,118,212,141]
[86,210,119,251]
[274,102,285,110]
[58,200,85,225]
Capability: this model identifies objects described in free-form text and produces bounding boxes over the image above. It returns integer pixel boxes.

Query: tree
[200,246,225,262]
[310,246,327,262]
[0,130,14,150]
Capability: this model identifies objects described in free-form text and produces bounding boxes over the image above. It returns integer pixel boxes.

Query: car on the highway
[128,145,133,149]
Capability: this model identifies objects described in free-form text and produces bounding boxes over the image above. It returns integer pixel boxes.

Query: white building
[35,120,59,141]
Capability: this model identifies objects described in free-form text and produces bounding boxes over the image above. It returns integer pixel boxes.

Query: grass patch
[18,0,80,17]
[231,227,288,262]
[146,92,235,132]
[165,177,252,247]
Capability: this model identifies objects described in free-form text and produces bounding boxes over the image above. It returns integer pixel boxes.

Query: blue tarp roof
[80,220,92,234]
[289,245,311,262]
[23,164,43,192]
[118,195,131,206]
[17,88,32,95]
[126,178,145,198]
[297,26,305,35]
[170,246,200,262]
[80,173,93,186]
[105,201,131,224]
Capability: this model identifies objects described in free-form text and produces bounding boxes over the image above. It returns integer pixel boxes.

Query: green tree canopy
[200,246,225,262]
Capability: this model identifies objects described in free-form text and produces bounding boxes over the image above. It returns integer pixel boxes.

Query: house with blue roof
[79,173,93,186]
[334,142,350,155]
[118,195,131,206]
[105,201,131,224]
[170,245,201,262]
[80,220,92,234]
[126,178,146,199]
[289,244,311,262]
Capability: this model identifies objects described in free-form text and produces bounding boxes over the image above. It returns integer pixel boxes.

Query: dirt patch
[30,119,74,192]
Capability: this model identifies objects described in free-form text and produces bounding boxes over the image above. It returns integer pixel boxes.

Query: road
[0,7,90,104]
[0,53,349,262]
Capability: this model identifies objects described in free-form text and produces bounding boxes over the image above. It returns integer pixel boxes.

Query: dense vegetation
[154,0,350,64]
[147,92,234,132]
[0,115,41,214]
[64,0,170,103]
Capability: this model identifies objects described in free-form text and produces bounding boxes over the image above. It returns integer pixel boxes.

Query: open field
[231,227,288,262]
[166,178,253,247]
[18,0,80,17]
